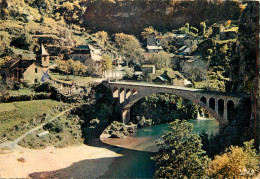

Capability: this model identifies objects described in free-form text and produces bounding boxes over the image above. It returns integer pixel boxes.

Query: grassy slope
[49,72,94,86]
[0,100,60,139]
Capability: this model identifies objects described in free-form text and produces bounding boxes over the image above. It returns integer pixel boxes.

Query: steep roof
[1,59,19,68]
[2,59,35,69]
[41,44,49,56]
[75,45,90,50]
[12,60,35,69]
[164,71,184,79]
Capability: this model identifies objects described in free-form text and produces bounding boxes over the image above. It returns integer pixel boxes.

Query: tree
[179,23,190,34]
[208,140,260,178]
[115,33,143,65]
[225,20,232,29]
[141,26,158,40]
[200,21,206,36]
[152,119,209,178]
[73,60,87,76]
[94,31,108,46]
[146,51,170,70]
[55,59,86,79]
[101,54,112,75]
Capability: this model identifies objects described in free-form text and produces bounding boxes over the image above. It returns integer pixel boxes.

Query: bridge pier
[122,107,130,124]
[223,101,228,121]
[215,99,218,116]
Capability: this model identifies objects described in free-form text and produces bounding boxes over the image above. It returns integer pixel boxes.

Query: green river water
[101,119,219,178]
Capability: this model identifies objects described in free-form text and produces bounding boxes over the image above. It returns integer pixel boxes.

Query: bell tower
[38,44,49,67]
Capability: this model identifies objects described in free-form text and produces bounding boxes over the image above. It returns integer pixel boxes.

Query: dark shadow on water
[88,139,156,178]
[29,139,156,178]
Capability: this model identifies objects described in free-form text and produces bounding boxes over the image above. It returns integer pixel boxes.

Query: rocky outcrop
[102,121,137,138]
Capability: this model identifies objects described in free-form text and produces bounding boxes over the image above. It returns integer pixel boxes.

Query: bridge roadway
[105,80,247,127]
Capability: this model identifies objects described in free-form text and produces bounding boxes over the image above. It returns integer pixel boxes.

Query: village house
[173,34,187,46]
[141,65,156,74]
[1,44,50,84]
[153,70,191,86]
[147,33,165,46]
[146,33,164,53]
[69,45,91,63]
[69,45,103,75]
[182,47,192,56]
[146,45,164,53]
[184,36,203,48]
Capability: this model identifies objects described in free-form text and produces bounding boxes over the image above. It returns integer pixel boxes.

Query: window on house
[35,68,38,73]
[34,78,38,83]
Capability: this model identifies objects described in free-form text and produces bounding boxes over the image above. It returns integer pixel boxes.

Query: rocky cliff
[230,1,259,149]
[82,0,241,37]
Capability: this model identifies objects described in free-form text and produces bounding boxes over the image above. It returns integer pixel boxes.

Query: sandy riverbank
[0,144,122,178]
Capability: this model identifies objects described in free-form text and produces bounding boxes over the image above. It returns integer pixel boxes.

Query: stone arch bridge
[104,81,247,128]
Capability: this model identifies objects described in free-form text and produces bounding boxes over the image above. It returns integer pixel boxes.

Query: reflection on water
[101,119,219,178]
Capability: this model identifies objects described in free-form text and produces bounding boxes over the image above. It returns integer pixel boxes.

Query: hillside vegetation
[0,0,243,62]
[0,100,61,140]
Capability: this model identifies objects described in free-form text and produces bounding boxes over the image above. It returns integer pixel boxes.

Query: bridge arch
[209,98,215,110]
[218,99,224,118]
[132,88,138,95]
[200,96,206,104]
[227,100,235,121]
[118,89,226,126]
[126,89,131,100]
[113,87,118,98]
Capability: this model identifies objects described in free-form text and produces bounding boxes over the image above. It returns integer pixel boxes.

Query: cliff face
[232,2,258,93]
[230,1,259,149]
[82,0,240,36]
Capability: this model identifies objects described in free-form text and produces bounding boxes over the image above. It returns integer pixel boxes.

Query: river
[100,119,219,178]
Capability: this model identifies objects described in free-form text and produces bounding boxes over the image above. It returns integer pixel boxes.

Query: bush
[137,116,153,128]
[207,140,260,178]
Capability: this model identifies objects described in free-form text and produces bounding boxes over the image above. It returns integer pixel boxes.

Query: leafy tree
[55,59,86,79]
[200,21,206,36]
[93,31,108,48]
[146,51,170,70]
[225,20,232,29]
[72,60,87,76]
[123,68,134,80]
[189,26,199,36]
[208,140,260,178]
[115,33,143,65]
[101,54,112,75]
[152,119,209,178]
[141,26,158,40]
[179,23,190,34]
